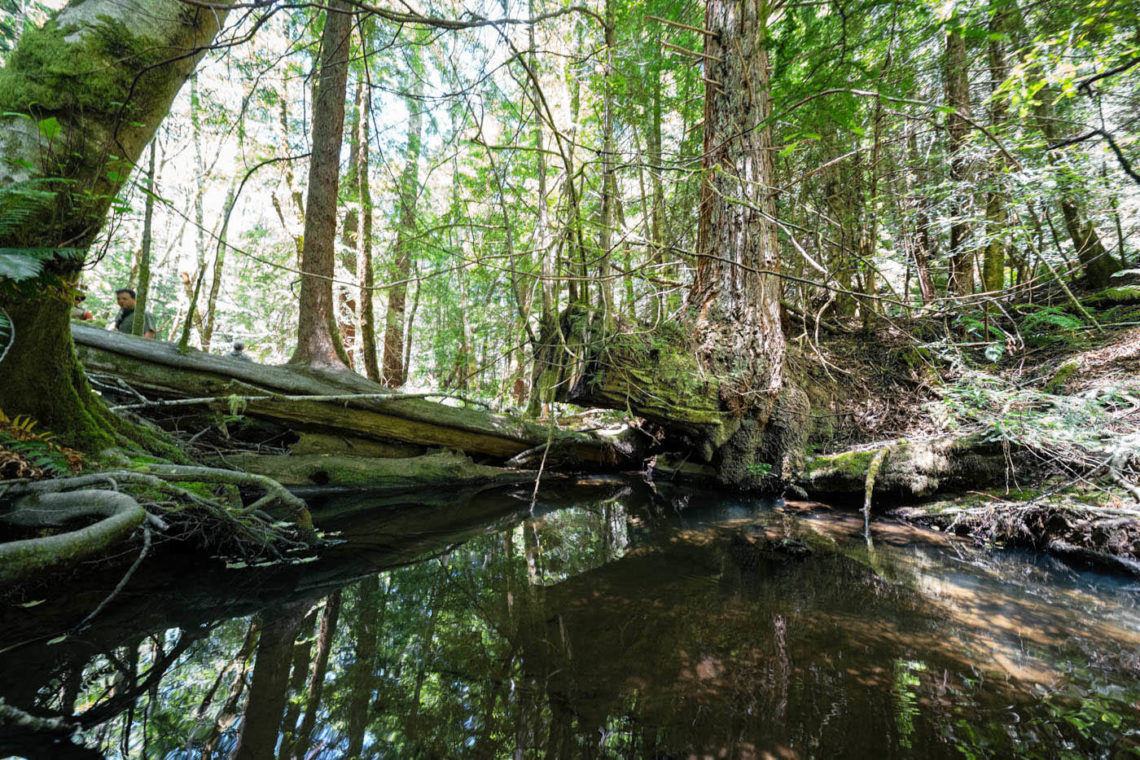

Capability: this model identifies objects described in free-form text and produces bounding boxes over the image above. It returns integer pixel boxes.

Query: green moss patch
[1086,285,1140,308]
[0,17,162,117]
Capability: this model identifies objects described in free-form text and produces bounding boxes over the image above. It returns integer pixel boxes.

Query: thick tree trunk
[689,0,800,484]
[597,0,617,336]
[945,26,974,296]
[558,0,807,489]
[381,58,424,388]
[289,1,352,369]
[0,0,232,445]
[525,0,557,418]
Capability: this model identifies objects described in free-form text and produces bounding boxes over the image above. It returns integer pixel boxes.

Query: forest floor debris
[802,287,1140,573]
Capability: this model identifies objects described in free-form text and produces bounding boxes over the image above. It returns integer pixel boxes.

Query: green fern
[0,180,57,239]
[1022,306,1083,335]
[0,306,10,365]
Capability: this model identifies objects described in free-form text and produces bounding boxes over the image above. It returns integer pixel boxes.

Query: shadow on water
[1,479,1138,758]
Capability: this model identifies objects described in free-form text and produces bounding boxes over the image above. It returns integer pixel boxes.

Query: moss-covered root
[0,490,144,584]
[862,447,889,521]
[797,434,1008,503]
[133,463,312,531]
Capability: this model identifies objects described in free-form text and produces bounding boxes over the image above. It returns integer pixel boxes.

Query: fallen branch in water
[862,446,890,540]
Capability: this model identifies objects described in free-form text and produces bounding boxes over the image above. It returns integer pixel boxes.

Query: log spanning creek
[1,480,1138,758]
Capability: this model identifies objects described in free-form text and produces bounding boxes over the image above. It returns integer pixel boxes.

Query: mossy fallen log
[557,330,810,488]
[72,324,637,468]
[796,435,1013,504]
[217,450,535,491]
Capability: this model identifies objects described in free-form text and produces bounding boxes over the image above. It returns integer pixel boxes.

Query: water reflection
[1,481,1138,758]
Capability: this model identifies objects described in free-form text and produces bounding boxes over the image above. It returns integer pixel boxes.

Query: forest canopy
[1,0,1133,388]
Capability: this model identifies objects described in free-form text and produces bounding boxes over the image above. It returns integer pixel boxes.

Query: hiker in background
[71,292,93,321]
[228,340,252,361]
[113,288,156,338]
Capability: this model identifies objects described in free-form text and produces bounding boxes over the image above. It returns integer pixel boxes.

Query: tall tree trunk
[1033,93,1120,287]
[381,54,424,388]
[597,0,617,335]
[526,0,557,417]
[232,604,311,760]
[288,1,353,369]
[342,82,363,251]
[906,126,936,303]
[982,9,1009,295]
[688,0,800,484]
[0,0,233,445]
[133,140,157,337]
[345,577,387,759]
[692,0,784,401]
[201,182,236,351]
[1006,2,1120,289]
[646,64,668,323]
[945,24,974,296]
[356,83,381,382]
[291,591,342,760]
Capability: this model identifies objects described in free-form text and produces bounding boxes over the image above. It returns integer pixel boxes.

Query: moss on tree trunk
[0,0,233,450]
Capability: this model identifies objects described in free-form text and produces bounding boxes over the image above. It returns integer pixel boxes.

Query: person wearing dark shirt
[113,288,156,338]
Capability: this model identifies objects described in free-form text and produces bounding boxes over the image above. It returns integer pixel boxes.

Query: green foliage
[1020,305,1084,335]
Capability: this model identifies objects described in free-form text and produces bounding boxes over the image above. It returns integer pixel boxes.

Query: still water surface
[1,480,1138,758]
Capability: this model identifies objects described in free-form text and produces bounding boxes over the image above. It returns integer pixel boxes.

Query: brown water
[1,479,1138,758]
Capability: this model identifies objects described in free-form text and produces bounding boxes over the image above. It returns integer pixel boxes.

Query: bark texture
[555,0,806,489]
[381,59,424,387]
[72,324,638,467]
[692,0,785,408]
[0,0,233,442]
[289,1,353,369]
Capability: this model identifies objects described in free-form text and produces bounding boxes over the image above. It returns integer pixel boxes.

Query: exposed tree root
[0,463,318,585]
[861,445,890,537]
[0,490,144,584]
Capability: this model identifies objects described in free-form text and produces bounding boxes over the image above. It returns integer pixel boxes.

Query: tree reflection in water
[1,481,1138,758]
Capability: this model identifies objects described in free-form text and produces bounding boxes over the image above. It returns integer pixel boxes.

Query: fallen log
[215,451,535,491]
[795,434,1015,504]
[72,325,638,469]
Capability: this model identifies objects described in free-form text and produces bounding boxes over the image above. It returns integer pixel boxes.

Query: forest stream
[1,480,1138,759]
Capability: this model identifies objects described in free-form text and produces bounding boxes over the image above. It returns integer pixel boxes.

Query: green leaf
[0,252,45,281]
[37,116,61,141]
